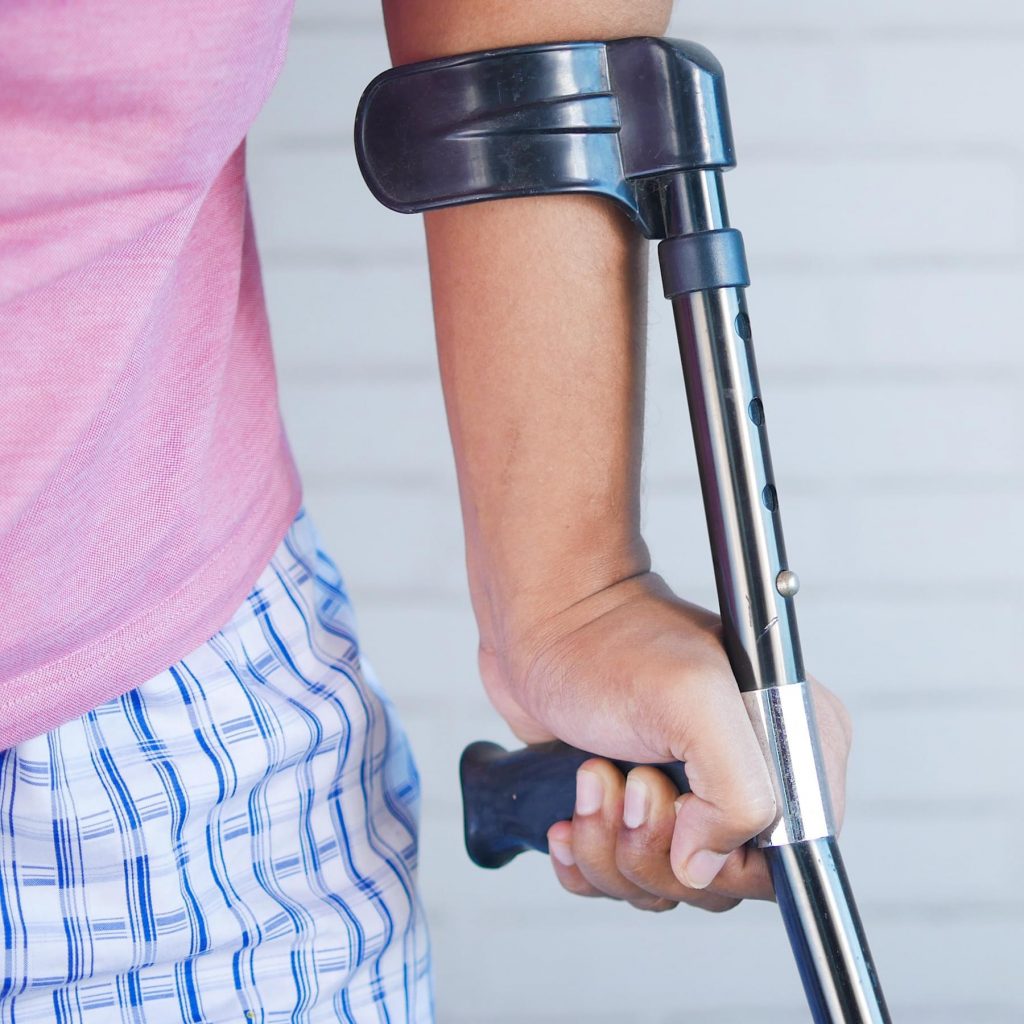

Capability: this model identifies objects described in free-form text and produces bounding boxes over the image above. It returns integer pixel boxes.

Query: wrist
[471,530,653,664]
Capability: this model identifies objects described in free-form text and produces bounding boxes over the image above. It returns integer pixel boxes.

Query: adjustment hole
[735,312,752,341]
[762,484,778,511]
[748,398,764,426]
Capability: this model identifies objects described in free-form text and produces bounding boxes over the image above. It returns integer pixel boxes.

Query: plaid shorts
[0,509,433,1023]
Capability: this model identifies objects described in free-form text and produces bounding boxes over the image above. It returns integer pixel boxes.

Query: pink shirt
[0,1,301,748]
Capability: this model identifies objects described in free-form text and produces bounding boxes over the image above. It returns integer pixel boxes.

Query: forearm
[383,1,672,654]
[427,195,652,651]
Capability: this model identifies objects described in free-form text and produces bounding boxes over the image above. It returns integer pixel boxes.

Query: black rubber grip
[658,228,749,297]
[460,740,690,869]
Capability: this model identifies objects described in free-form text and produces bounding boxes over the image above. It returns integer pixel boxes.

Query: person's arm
[382,0,852,911]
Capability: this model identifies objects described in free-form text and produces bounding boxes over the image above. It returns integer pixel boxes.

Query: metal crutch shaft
[354,37,891,1022]
[659,168,890,1022]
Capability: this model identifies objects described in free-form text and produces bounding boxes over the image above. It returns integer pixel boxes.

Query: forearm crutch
[355,37,890,1022]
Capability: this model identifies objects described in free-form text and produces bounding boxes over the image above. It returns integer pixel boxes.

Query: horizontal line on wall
[653,474,1024,496]
[746,366,1024,385]
[673,15,1024,41]
[345,586,466,603]
[798,900,1024,925]
[456,898,1024,931]
[258,136,355,154]
[673,24,848,42]
[742,252,1024,273]
[737,142,1024,162]
[278,365,438,385]
[290,14,382,33]
[851,797,1018,819]
[846,686,1024,712]
[866,25,1024,41]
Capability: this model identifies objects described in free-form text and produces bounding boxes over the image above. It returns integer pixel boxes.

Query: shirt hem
[0,442,303,750]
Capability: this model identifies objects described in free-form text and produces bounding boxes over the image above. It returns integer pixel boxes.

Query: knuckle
[629,896,677,914]
[617,842,675,896]
[678,888,742,914]
[614,843,640,881]
[558,872,598,899]
[616,860,652,894]
[701,895,741,915]
[615,832,655,881]
[733,787,777,836]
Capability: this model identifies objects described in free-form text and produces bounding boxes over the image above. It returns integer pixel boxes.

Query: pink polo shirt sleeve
[0,0,303,748]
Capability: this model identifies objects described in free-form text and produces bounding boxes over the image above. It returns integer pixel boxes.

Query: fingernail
[682,849,730,890]
[549,837,575,867]
[623,776,649,829]
[575,769,604,817]
[673,796,685,815]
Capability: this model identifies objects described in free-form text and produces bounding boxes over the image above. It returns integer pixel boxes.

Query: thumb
[668,678,776,890]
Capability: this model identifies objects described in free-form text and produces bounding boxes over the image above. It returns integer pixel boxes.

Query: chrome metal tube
[669,278,805,693]
[769,840,889,1023]
[660,170,890,1022]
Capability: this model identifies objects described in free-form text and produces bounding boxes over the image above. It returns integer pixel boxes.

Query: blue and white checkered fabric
[0,509,433,1022]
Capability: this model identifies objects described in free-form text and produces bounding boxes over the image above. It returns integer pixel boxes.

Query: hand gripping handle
[460,740,689,869]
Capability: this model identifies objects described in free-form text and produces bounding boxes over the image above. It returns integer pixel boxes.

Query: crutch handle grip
[459,740,690,869]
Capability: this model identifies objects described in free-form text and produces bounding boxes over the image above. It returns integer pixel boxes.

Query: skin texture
[382,1,852,912]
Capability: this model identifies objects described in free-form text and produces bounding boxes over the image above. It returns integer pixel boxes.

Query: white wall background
[248,2,1024,1020]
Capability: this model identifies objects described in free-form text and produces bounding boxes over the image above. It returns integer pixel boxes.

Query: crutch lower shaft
[661,167,890,1022]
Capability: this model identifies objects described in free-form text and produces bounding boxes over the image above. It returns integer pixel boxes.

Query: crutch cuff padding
[658,228,750,297]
